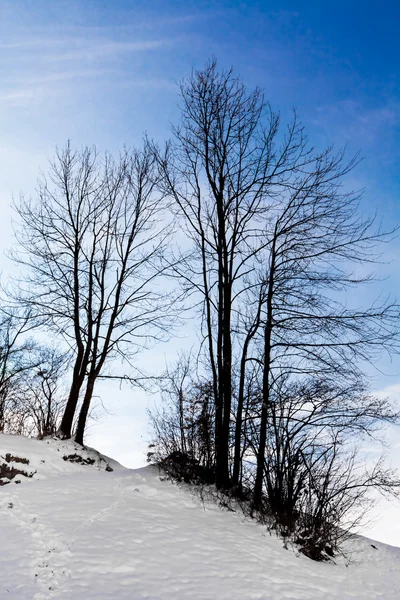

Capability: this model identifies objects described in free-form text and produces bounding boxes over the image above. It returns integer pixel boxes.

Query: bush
[158,450,215,485]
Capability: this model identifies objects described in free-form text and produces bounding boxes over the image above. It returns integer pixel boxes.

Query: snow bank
[0,434,399,599]
[0,433,123,485]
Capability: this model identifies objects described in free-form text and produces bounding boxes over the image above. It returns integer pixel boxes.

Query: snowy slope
[1,434,399,600]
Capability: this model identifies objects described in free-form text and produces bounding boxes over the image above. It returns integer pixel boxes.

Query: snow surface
[1,434,399,599]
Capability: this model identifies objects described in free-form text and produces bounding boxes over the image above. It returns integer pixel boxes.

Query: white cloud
[0,35,167,61]
[0,30,170,108]
[43,39,168,63]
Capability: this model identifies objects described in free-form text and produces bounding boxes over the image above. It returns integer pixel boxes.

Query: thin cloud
[0,36,168,65]
[0,89,40,105]
[0,69,113,107]
[0,38,72,50]
[0,73,175,108]
[4,68,112,86]
[44,39,168,63]
[313,100,400,145]
[0,12,206,37]
[0,33,170,106]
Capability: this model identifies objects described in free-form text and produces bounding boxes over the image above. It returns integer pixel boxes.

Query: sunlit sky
[0,1,399,544]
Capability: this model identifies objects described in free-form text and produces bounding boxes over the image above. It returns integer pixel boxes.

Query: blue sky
[1,0,399,543]
[1,1,399,255]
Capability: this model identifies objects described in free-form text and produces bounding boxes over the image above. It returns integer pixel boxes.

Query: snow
[1,434,400,599]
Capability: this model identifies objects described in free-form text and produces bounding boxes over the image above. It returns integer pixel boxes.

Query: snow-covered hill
[1,434,399,599]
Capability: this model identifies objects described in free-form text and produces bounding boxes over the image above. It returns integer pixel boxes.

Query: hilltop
[1,433,399,599]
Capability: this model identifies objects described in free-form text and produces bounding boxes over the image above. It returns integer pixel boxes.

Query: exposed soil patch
[62,453,113,471]
[62,453,96,465]
[4,454,30,465]
[0,455,35,486]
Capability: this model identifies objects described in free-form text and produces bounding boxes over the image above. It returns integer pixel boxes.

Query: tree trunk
[178,388,187,454]
[253,240,276,509]
[253,328,271,509]
[232,315,261,488]
[232,350,247,487]
[74,376,96,445]
[214,197,232,490]
[58,380,83,439]
[220,279,232,489]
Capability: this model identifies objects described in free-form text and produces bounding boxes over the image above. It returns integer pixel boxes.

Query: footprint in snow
[1,495,71,598]
[129,484,158,498]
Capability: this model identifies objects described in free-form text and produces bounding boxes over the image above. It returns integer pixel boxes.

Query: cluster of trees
[5,143,176,443]
[0,311,68,438]
[148,60,400,559]
[2,58,399,559]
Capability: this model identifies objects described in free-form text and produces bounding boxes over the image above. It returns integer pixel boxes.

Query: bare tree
[148,353,215,483]
[0,309,68,437]
[0,310,41,433]
[259,376,398,515]
[155,59,317,489]
[249,151,400,508]
[22,346,69,438]
[11,142,175,443]
[155,59,400,518]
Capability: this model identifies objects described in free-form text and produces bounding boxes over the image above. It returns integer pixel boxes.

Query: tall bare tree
[12,142,174,442]
[156,59,307,489]
[249,152,400,507]
[156,59,399,498]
